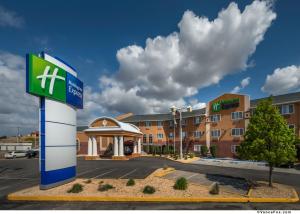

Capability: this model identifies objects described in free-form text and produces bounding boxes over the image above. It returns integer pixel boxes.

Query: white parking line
[91,169,115,179]
[118,168,137,179]
[77,167,103,176]
[0,177,31,180]
[186,173,198,180]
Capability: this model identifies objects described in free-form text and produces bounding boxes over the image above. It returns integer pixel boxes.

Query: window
[169,120,174,127]
[145,121,152,127]
[194,117,201,124]
[149,134,153,144]
[182,131,187,138]
[231,128,244,136]
[288,124,295,133]
[279,104,294,115]
[143,134,147,144]
[157,121,163,127]
[181,119,187,125]
[211,129,221,138]
[210,114,221,122]
[169,132,174,138]
[231,112,244,120]
[194,145,201,152]
[194,131,202,138]
[231,145,240,154]
[157,133,164,139]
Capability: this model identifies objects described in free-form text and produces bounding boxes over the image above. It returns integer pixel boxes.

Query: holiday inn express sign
[26,53,83,189]
[26,54,83,109]
[212,98,239,112]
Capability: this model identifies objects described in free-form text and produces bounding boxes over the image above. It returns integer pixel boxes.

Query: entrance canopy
[84,116,142,136]
[83,116,143,158]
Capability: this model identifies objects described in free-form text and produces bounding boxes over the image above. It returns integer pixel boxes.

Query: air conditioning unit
[244,112,251,119]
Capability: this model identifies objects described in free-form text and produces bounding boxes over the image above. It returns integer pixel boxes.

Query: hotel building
[77,92,300,158]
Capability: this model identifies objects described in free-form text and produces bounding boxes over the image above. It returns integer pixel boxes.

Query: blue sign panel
[66,73,83,109]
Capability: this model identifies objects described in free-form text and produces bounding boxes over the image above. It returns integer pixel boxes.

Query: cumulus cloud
[231,77,251,93]
[262,65,300,95]
[79,0,275,121]
[0,5,24,28]
[0,51,39,136]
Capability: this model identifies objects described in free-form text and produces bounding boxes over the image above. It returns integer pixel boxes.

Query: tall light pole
[170,105,192,159]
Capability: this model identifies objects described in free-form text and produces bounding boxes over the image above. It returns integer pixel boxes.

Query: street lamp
[170,105,192,159]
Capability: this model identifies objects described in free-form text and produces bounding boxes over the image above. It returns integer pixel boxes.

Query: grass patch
[98,184,114,192]
[67,183,83,193]
[173,177,188,190]
[143,185,156,194]
[126,179,135,186]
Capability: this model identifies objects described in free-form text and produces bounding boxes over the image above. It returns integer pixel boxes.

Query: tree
[238,97,296,187]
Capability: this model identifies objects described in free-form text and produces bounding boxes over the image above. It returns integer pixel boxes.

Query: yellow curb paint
[7,194,299,203]
[152,168,175,178]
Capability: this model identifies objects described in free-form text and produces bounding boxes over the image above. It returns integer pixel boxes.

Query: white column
[88,137,92,156]
[92,137,97,156]
[119,136,124,156]
[137,138,142,154]
[133,142,138,153]
[114,136,119,156]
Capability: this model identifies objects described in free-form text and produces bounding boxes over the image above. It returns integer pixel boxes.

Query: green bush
[188,153,195,158]
[126,179,135,186]
[174,177,188,190]
[98,184,114,192]
[210,145,217,158]
[201,146,208,157]
[67,183,83,193]
[143,185,156,194]
[163,164,168,170]
[184,155,188,160]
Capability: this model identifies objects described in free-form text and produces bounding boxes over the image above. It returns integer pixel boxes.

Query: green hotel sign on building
[212,98,240,112]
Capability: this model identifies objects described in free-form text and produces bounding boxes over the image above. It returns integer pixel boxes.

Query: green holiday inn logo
[212,98,239,112]
[27,54,66,102]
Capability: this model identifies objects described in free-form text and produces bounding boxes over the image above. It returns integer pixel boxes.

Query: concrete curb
[7,194,299,203]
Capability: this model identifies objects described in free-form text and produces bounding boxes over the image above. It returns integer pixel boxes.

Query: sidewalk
[193,158,300,175]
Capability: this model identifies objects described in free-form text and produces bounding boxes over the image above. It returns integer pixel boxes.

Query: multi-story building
[77,92,300,158]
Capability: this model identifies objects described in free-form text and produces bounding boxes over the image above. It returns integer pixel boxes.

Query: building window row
[231,111,243,120]
[278,104,294,115]
[211,129,221,137]
[231,128,244,136]
[194,145,201,152]
[210,114,221,122]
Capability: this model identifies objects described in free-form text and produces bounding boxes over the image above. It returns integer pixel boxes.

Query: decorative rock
[209,182,219,195]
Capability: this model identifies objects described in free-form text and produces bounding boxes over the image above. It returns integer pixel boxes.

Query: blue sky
[0,0,300,134]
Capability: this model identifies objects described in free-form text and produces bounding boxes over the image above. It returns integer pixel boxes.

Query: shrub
[98,184,114,192]
[126,179,135,186]
[210,145,217,158]
[163,164,168,170]
[184,155,188,160]
[188,153,195,158]
[209,182,219,195]
[84,179,92,184]
[99,180,104,184]
[173,177,188,190]
[143,185,156,194]
[201,146,208,157]
[67,183,83,193]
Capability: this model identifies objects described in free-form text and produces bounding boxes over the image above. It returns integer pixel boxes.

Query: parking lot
[0,156,300,209]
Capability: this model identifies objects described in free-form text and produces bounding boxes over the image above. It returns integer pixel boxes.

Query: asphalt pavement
[0,156,299,210]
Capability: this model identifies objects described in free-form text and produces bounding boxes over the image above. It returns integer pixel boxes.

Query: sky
[0,0,300,136]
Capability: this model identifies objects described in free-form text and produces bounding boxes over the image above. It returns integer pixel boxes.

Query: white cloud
[0,51,39,136]
[231,77,251,93]
[262,65,300,95]
[79,1,275,119]
[0,5,24,28]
